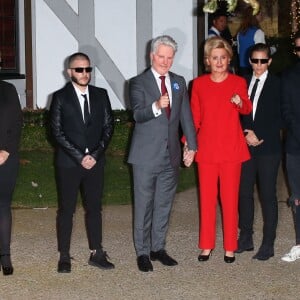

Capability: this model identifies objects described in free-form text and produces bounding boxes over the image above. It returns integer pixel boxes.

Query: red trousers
[197,162,241,251]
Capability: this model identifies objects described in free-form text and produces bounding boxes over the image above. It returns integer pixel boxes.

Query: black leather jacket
[50,82,114,167]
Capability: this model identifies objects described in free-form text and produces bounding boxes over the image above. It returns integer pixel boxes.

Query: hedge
[21,109,133,155]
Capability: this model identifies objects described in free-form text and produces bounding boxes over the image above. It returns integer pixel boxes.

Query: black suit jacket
[0,81,22,154]
[281,60,300,154]
[50,82,114,167]
[240,73,282,156]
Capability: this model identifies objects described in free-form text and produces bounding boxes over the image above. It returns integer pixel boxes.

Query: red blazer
[191,73,252,163]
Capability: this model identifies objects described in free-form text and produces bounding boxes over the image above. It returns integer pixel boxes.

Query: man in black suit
[50,52,114,273]
[0,80,22,275]
[281,31,300,262]
[237,43,282,260]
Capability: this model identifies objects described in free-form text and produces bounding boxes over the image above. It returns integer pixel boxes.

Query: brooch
[172,82,180,91]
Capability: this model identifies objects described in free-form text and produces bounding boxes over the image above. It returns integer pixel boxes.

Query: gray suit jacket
[128,69,196,168]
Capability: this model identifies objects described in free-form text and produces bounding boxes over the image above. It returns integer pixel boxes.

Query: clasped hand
[81,155,96,169]
[183,143,195,167]
[244,129,264,147]
[0,150,9,165]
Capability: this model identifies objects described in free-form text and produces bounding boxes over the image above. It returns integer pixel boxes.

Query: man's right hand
[81,155,96,169]
[155,93,170,110]
[0,150,9,165]
[244,129,264,147]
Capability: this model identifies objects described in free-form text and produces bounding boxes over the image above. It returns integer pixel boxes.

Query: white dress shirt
[248,70,268,120]
[72,84,90,121]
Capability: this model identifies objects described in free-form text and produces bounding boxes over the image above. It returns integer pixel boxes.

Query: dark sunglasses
[70,67,93,73]
[250,58,269,64]
[295,46,300,52]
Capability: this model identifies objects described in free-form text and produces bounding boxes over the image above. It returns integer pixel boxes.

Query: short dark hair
[68,52,90,67]
[212,9,228,20]
[249,43,271,58]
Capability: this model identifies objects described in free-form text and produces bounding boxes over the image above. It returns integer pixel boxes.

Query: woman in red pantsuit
[191,37,252,263]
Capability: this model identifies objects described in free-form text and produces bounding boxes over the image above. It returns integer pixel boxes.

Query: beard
[71,76,91,87]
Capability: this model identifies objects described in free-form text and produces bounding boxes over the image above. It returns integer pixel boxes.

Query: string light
[203,0,260,15]
[290,0,300,40]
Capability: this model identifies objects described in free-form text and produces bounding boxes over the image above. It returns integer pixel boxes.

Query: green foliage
[13,151,56,208]
[20,126,52,151]
[20,109,133,153]
[16,110,197,207]
[13,151,197,208]
[107,121,132,156]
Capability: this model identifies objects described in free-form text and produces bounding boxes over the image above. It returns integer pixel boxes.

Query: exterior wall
[5,0,26,107]
[31,0,198,109]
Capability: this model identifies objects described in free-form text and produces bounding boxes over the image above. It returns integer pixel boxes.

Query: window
[0,0,19,74]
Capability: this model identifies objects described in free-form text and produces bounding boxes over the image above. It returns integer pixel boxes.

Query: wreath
[203,0,260,15]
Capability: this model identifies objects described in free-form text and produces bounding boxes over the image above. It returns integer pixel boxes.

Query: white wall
[32,0,198,109]
[94,0,136,109]
[152,0,196,82]
[34,0,78,109]
[5,0,26,107]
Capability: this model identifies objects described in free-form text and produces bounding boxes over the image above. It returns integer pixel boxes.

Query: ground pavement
[1,167,299,300]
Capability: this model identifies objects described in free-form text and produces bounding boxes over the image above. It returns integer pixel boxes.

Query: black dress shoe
[89,250,115,270]
[137,255,153,272]
[58,261,71,273]
[198,251,212,262]
[0,254,14,276]
[224,255,235,263]
[235,246,254,254]
[236,234,254,253]
[252,245,274,261]
[150,250,178,266]
[58,254,71,273]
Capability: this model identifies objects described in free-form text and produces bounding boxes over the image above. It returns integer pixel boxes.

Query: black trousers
[286,154,300,245]
[56,160,104,253]
[0,154,19,254]
[238,155,280,246]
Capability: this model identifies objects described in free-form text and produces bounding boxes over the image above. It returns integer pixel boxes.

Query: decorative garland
[290,0,300,34]
[203,0,260,15]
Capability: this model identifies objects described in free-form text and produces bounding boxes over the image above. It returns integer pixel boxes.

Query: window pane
[0,0,17,71]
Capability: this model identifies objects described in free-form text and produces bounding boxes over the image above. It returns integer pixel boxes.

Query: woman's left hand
[230,94,242,108]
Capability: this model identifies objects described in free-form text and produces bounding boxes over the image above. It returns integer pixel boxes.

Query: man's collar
[151,67,169,79]
[252,70,268,80]
[72,82,89,94]
[210,26,220,35]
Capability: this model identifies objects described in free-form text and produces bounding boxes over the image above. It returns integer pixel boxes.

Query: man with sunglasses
[281,31,300,262]
[50,52,114,273]
[237,43,282,260]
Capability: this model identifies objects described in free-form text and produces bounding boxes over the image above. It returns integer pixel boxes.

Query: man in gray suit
[128,35,197,272]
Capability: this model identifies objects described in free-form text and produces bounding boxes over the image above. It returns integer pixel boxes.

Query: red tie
[159,75,171,119]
